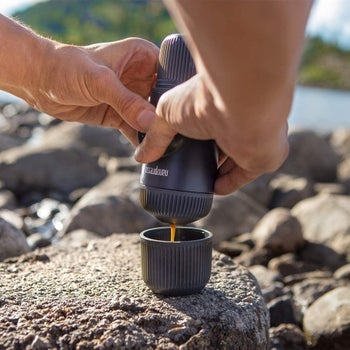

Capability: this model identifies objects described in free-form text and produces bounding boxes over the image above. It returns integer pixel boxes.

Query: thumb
[134,116,176,163]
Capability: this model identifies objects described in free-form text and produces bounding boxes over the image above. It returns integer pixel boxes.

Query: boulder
[239,173,273,208]
[280,130,339,182]
[197,191,266,244]
[338,157,350,193]
[329,128,350,159]
[43,121,134,158]
[267,295,298,327]
[62,172,158,236]
[298,242,347,271]
[269,324,307,350]
[0,143,107,196]
[292,194,350,256]
[0,133,25,151]
[268,253,318,277]
[269,173,314,209]
[334,264,350,280]
[252,208,304,255]
[0,233,270,349]
[303,286,350,350]
[0,189,17,210]
[0,217,30,261]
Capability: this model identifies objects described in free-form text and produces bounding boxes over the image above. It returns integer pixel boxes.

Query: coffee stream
[170,224,176,242]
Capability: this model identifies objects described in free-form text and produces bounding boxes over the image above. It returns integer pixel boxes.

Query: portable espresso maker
[139,34,218,225]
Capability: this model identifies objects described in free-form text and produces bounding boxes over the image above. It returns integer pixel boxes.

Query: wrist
[0,15,55,105]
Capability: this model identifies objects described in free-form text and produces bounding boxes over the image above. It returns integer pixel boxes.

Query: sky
[0,0,350,47]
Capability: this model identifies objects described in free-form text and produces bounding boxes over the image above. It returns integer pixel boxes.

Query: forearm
[164,0,313,145]
[0,14,52,103]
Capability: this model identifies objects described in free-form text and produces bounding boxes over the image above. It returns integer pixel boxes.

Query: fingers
[134,116,176,163]
[92,67,157,131]
[214,159,259,195]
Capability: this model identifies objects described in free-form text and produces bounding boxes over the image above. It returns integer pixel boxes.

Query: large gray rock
[0,217,30,261]
[62,172,158,236]
[43,121,134,158]
[240,173,273,208]
[280,130,339,182]
[0,233,270,349]
[0,143,107,195]
[252,208,304,255]
[0,189,17,210]
[338,157,350,193]
[269,324,307,350]
[0,132,25,152]
[269,173,314,209]
[303,286,350,350]
[196,191,266,244]
[292,194,350,257]
[330,128,350,159]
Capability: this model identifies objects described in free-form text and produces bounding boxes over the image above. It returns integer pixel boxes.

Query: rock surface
[0,217,30,261]
[1,106,350,348]
[303,286,350,349]
[0,234,269,350]
[62,172,158,236]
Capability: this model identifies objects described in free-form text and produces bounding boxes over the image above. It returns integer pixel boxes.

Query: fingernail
[137,110,155,131]
[134,145,143,162]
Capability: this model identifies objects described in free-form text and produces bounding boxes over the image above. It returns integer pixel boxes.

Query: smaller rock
[298,242,346,271]
[248,265,285,303]
[267,295,298,327]
[269,173,314,209]
[56,229,102,248]
[337,157,350,194]
[292,278,344,319]
[248,265,283,289]
[252,208,304,255]
[334,264,350,280]
[280,130,339,182]
[0,189,17,210]
[196,190,266,244]
[234,248,272,267]
[27,233,51,250]
[314,182,346,195]
[284,270,332,286]
[0,218,30,261]
[330,128,350,158]
[269,323,307,350]
[215,241,250,258]
[268,253,318,277]
[303,286,350,350]
[291,193,350,245]
[0,209,23,230]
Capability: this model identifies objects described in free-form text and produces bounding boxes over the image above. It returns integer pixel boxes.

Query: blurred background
[1,0,350,132]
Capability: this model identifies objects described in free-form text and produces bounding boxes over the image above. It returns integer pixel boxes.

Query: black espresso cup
[140,226,213,296]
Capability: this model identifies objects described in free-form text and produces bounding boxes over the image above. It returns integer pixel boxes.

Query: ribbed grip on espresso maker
[150,34,196,106]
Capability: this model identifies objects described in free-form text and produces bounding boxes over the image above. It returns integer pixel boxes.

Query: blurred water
[1,86,350,132]
[288,85,350,132]
[0,90,22,104]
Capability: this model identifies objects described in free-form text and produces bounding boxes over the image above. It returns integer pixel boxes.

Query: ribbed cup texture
[140,227,212,296]
[140,187,213,224]
[157,34,196,86]
[141,243,211,295]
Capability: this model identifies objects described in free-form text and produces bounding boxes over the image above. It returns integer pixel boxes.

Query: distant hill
[299,36,350,90]
[12,0,350,90]
[13,0,176,46]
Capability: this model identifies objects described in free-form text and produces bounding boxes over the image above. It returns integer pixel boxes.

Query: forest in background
[13,0,350,90]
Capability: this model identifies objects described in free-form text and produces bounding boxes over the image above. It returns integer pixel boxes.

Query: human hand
[28,38,159,145]
[134,74,289,195]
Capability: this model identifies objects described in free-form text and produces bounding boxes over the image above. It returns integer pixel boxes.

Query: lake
[1,85,350,132]
[289,85,350,132]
